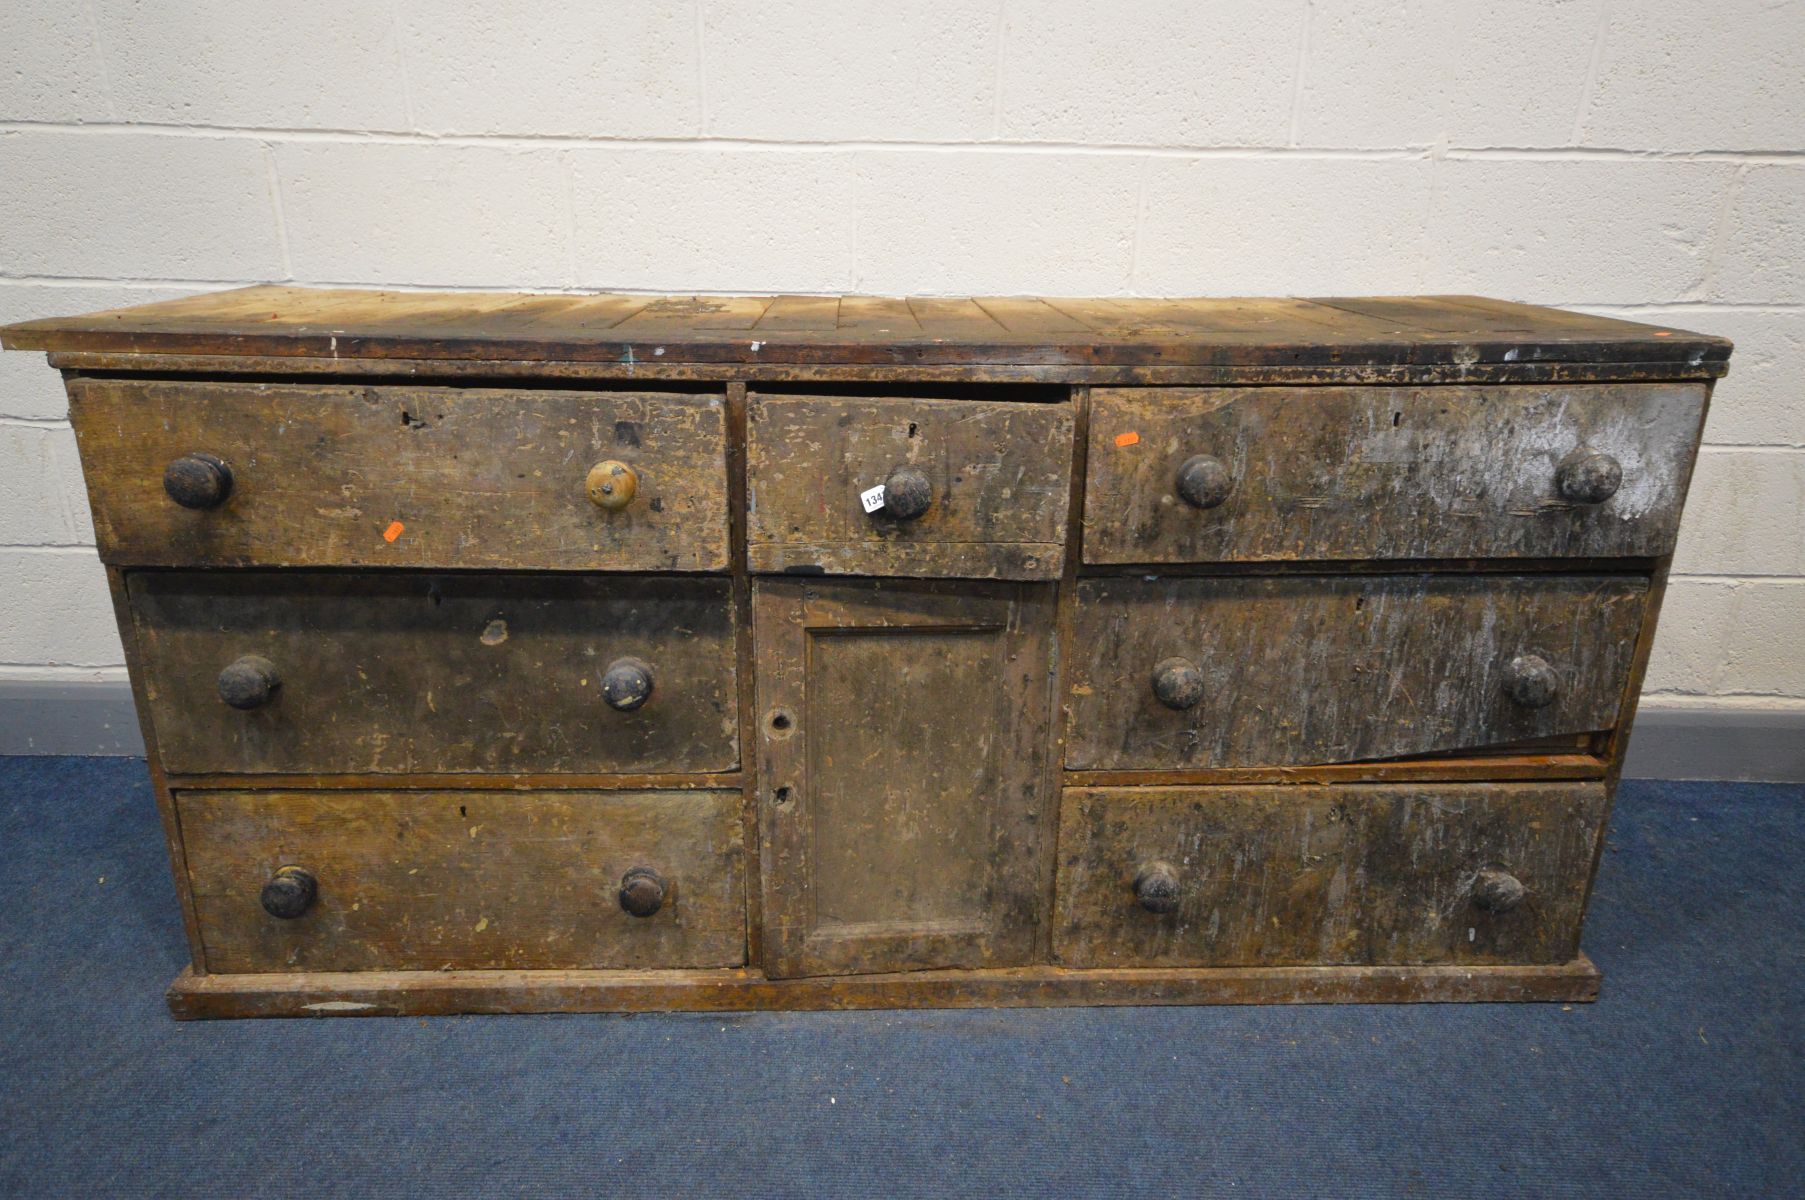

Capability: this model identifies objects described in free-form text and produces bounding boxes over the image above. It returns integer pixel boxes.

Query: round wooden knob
[163,453,233,509]
[1471,866,1526,913]
[881,468,933,520]
[217,655,281,710]
[1135,862,1181,914]
[618,866,666,918]
[1556,448,1621,504]
[1151,657,1205,710]
[1504,654,1559,709]
[260,866,317,919]
[1175,454,1231,510]
[601,656,653,711]
[586,460,638,511]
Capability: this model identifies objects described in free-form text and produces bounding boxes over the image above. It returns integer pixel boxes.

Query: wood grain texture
[68,378,729,570]
[1084,383,1707,564]
[1052,783,1609,968]
[1065,574,1648,770]
[165,956,1600,1018]
[178,788,745,973]
[746,393,1074,580]
[753,579,1057,979]
[2,286,1730,374]
[130,572,738,775]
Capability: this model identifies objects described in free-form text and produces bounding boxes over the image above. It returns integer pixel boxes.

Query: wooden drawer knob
[601,656,654,711]
[1556,448,1621,504]
[1176,454,1231,510]
[1504,654,1559,709]
[260,866,318,919]
[881,468,933,520]
[586,460,638,511]
[1471,866,1526,913]
[217,655,281,710]
[1134,862,1181,914]
[618,866,666,918]
[1151,656,1206,710]
[163,453,233,509]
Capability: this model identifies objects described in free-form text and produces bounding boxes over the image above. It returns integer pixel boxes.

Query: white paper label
[859,484,887,513]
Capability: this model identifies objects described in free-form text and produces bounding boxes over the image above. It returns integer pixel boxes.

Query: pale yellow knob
[586,460,638,511]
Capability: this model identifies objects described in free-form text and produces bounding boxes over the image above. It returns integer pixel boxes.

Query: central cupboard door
[754,579,1057,979]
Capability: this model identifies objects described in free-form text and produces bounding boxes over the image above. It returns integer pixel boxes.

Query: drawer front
[1084,383,1705,564]
[1066,573,1647,770]
[130,572,738,775]
[179,789,745,972]
[1054,783,1607,967]
[747,393,1074,580]
[69,379,729,570]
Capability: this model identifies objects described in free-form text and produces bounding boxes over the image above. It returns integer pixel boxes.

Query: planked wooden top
[0,286,1731,375]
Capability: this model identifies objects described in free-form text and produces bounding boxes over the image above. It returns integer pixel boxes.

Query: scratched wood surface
[178,789,745,973]
[746,393,1075,579]
[68,378,730,570]
[1084,383,1707,564]
[130,572,739,775]
[1053,782,1609,968]
[1,286,1729,373]
[164,957,1602,1019]
[1065,574,1649,770]
[753,579,1057,979]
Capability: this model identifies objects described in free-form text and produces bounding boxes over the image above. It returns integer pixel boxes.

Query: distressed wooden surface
[1053,783,1609,968]
[1065,573,1648,770]
[178,788,745,973]
[130,572,738,775]
[746,393,1074,580]
[754,579,1057,979]
[3,286,1729,374]
[68,378,729,570]
[165,956,1600,1018]
[1085,383,1707,563]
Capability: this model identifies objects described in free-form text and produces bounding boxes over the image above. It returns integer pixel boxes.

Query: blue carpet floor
[0,757,1798,1199]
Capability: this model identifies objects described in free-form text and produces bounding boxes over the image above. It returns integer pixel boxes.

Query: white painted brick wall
[0,0,1799,715]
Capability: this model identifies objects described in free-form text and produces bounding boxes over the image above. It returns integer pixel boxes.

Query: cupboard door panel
[754,579,1056,978]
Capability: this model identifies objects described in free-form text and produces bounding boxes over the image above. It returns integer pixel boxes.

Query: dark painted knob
[260,866,317,919]
[1134,862,1181,914]
[1472,866,1526,913]
[217,655,280,710]
[1504,654,1559,709]
[618,866,666,918]
[1556,448,1621,504]
[881,468,933,520]
[1151,657,1205,710]
[601,657,653,711]
[163,453,233,509]
[1175,454,1232,510]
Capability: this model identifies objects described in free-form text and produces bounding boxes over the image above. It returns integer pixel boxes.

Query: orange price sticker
[1114,431,1140,448]
[382,520,405,543]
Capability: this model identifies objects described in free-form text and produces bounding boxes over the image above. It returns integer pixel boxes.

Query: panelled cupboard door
[754,579,1057,979]
[68,379,730,571]
[746,393,1074,580]
[1064,574,1648,770]
[1053,783,1608,967]
[1083,383,1706,564]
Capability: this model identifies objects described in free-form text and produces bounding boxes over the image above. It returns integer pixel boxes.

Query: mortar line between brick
[1569,0,1611,145]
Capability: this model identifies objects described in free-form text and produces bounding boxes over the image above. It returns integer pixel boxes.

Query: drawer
[68,379,729,570]
[178,789,745,972]
[1053,783,1607,967]
[1065,573,1647,770]
[1083,383,1705,564]
[747,393,1074,580]
[129,572,738,775]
